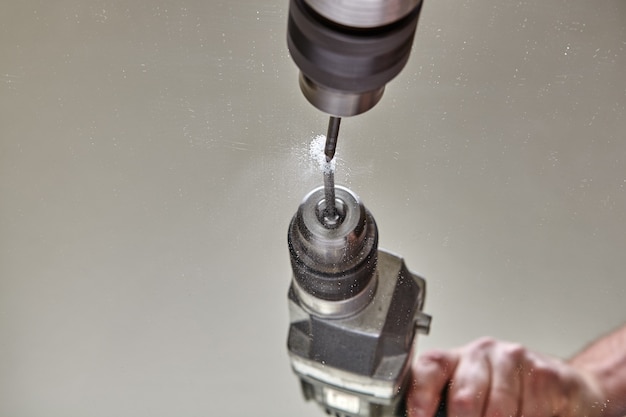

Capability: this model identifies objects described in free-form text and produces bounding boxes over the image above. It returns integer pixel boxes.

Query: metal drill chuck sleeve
[286,0,423,116]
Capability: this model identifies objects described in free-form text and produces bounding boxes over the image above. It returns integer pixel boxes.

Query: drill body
[287,187,431,417]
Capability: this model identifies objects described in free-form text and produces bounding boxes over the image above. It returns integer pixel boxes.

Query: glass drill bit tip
[324,116,341,162]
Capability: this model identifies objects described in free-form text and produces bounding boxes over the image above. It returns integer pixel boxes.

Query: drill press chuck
[287,0,423,117]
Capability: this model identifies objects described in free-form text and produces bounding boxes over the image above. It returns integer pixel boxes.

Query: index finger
[407,350,459,417]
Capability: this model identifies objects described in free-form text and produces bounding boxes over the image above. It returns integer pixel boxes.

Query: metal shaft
[322,116,341,227]
[323,168,338,227]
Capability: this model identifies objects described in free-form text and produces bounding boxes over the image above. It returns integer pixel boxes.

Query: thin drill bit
[323,167,337,226]
[322,116,341,227]
[324,116,341,163]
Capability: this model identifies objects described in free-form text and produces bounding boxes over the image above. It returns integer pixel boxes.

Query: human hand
[407,337,606,417]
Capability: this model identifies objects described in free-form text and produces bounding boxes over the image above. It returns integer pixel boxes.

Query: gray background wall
[1,0,625,416]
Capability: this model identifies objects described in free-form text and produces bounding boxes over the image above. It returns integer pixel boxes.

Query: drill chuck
[288,186,378,315]
[287,0,423,116]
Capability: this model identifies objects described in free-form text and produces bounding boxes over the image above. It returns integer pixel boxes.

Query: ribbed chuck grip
[288,186,378,302]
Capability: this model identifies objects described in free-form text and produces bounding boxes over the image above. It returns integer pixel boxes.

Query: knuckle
[414,350,456,381]
[532,362,558,382]
[417,349,452,370]
[420,349,450,364]
[493,342,526,372]
[526,361,562,395]
[473,336,497,350]
[463,337,497,358]
[502,342,526,361]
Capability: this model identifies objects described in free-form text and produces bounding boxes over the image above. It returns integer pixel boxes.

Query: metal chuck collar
[288,186,378,317]
[287,186,431,417]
